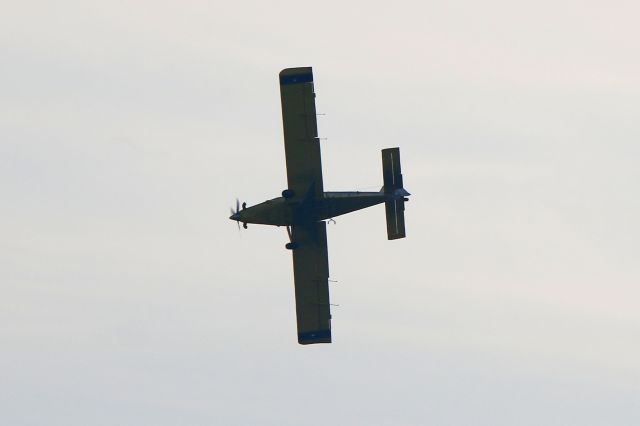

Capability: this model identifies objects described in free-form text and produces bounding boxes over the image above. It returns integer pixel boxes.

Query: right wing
[279,67,324,199]
[291,221,332,344]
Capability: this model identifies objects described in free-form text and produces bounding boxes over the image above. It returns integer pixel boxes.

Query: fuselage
[229,191,392,227]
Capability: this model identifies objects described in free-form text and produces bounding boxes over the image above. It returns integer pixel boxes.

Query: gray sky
[2,1,639,425]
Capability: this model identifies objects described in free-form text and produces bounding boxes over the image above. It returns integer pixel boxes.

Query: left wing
[279,67,324,199]
[291,221,332,344]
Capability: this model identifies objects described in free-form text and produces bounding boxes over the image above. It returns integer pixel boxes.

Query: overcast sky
[2,1,639,425]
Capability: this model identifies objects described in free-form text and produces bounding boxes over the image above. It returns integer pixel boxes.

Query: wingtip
[279,67,314,85]
[298,329,331,345]
[279,66,313,75]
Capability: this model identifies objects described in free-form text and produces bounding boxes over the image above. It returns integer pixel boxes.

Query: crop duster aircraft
[229,67,410,345]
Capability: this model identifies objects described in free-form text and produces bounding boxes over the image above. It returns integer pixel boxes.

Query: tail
[381,148,410,240]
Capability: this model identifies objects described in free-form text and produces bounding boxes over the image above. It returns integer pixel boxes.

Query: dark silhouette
[230,67,410,344]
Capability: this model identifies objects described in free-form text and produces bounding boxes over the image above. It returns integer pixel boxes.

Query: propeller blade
[230,198,245,233]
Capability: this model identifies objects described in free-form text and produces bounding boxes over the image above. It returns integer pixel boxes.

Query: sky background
[2,1,639,424]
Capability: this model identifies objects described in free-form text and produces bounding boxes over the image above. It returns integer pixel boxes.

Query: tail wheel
[285,242,299,250]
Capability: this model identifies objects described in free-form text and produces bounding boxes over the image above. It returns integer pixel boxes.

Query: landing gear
[285,226,297,249]
[243,222,248,229]
[282,189,295,198]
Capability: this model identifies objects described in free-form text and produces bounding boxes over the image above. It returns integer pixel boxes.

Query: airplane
[229,67,410,345]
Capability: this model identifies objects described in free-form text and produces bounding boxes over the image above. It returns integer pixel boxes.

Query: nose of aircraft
[229,212,240,221]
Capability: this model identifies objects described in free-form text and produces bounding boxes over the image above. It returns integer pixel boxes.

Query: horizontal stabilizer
[385,199,406,240]
[382,147,408,239]
[382,147,403,193]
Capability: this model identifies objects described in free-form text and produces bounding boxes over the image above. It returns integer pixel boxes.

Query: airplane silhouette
[230,67,409,344]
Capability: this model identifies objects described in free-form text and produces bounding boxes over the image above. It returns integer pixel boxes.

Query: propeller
[229,198,247,230]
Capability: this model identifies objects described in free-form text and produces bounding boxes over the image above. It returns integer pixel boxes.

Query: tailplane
[381,148,410,240]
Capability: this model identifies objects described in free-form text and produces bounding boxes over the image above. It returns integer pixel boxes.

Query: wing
[279,67,324,199]
[291,221,332,344]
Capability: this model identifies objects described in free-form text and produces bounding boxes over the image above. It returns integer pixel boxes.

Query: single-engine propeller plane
[229,67,410,345]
